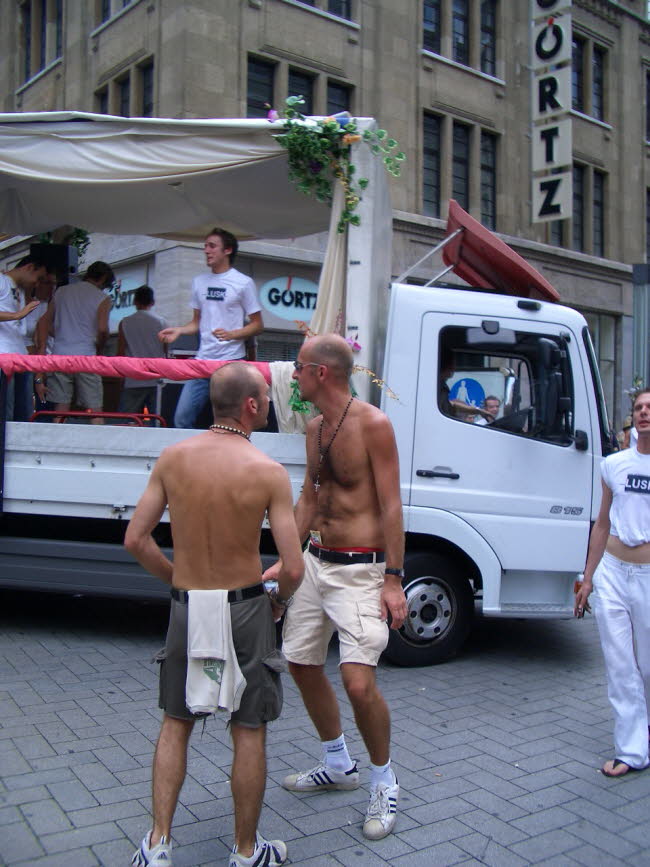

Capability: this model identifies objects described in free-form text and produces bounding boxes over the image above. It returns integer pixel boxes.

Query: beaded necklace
[209,423,250,441]
[314,396,354,492]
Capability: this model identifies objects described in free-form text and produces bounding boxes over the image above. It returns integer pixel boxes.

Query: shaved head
[210,362,266,419]
[303,334,353,381]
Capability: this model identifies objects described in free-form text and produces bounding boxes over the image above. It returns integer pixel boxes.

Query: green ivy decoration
[37,227,91,265]
[274,96,405,233]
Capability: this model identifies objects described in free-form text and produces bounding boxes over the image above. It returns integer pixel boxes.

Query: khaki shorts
[158,592,284,728]
[282,551,388,667]
[46,371,103,409]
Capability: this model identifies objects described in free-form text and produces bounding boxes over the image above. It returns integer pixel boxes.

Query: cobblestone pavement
[1,590,649,867]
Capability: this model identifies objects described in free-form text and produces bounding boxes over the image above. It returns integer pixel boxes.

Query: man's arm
[574,479,612,616]
[117,321,127,357]
[34,303,54,354]
[366,412,408,630]
[159,309,201,345]
[124,459,174,584]
[266,464,304,603]
[213,310,264,342]
[96,296,112,355]
[0,299,40,322]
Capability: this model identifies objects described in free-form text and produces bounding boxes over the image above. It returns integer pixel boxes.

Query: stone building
[1,0,649,425]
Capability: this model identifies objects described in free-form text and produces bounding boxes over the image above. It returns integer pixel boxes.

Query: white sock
[370,759,395,788]
[322,734,353,771]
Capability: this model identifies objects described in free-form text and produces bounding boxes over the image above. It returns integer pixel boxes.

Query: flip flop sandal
[601,759,636,778]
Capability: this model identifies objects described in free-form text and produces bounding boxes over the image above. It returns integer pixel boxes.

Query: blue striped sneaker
[282,761,360,792]
[132,832,172,866]
[229,833,287,866]
[362,779,399,840]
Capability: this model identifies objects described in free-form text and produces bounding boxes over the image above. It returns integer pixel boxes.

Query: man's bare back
[306,401,389,548]
[155,431,285,590]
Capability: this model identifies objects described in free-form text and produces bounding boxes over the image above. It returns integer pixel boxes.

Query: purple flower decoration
[309,161,323,174]
[267,109,279,122]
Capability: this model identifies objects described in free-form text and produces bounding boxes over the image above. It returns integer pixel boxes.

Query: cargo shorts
[157,591,285,728]
[282,551,389,667]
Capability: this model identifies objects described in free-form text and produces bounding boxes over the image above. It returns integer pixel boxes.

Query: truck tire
[383,552,474,666]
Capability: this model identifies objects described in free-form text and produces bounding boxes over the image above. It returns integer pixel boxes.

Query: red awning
[443,200,560,303]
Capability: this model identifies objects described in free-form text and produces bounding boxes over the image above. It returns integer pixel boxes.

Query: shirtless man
[125,362,303,867]
[575,388,650,778]
[264,334,407,840]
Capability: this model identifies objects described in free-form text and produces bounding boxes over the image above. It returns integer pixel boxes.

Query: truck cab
[379,282,613,665]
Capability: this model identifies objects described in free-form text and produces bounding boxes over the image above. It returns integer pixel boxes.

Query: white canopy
[0,111,332,241]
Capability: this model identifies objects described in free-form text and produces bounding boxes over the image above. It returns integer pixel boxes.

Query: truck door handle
[417,469,460,480]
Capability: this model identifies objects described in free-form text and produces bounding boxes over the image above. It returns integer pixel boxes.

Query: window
[592,46,605,121]
[572,164,585,252]
[327,81,351,115]
[118,75,130,117]
[20,0,63,83]
[96,87,109,114]
[139,61,154,117]
[572,37,585,112]
[593,170,605,257]
[480,0,496,76]
[328,0,351,18]
[584,312,616,423]
[550,219,565,248]
[480,131,497,230]
[288,69,314,115]
[247,57,274,118]
[452,122,470,209]
[423,114,442,217]
[646,70,650,142]
[647,188,650,262]
[452,0,470,66]
[99,0,135,22]
[423,0,441,55]
[439,326,575,446]
[101,0,111,21]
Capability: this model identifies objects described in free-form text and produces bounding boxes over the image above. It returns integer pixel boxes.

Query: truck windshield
[582,326,615,456]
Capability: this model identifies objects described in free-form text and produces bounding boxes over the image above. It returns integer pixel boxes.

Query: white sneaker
[229,833,287,866]
[362,779,399,840]
[282,761,360,792]
[132,832,172,866]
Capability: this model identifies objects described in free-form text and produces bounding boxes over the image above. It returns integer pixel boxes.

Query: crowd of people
[2,236,648,867]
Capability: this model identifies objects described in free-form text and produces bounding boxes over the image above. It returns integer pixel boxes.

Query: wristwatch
[385,567,405,578]
[34,377,43,384]
[269,588,294,608]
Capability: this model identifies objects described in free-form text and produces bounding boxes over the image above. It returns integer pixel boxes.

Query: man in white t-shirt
[37,261,114,422]
[575,389,650,778]
[0,255,48,420]
[159,228,263,429]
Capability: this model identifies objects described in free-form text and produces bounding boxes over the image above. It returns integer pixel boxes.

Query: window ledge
[277,0,359,29]
[569,109,612,130]
[421,50,505,85]
[90,0,145,38]
[16,57,63,95]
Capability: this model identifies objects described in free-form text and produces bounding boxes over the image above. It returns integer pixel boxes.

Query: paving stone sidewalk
[1,589,649,867]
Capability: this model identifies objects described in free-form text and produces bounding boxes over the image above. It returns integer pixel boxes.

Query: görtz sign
[531,0,572,224]
[259,276,319,323]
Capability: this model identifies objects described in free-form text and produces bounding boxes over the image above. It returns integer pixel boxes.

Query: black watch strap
[385,567,404,578]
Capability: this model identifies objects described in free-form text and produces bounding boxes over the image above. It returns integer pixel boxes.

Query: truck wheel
[383,552,474,666]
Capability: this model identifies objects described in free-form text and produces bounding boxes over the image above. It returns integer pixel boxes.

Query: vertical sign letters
[531,1,572,224]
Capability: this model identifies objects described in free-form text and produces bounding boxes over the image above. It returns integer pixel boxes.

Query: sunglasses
[293,361,321,372]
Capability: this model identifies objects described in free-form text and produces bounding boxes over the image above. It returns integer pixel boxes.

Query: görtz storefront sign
[531,0,572,224]
[259,276,319,323]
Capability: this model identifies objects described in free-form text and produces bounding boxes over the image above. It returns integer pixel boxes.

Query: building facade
[1,0,649,425]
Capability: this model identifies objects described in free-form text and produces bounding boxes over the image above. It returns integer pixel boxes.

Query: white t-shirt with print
[191,268,260,361]
[0,273,28,355]
[601,445,650,547]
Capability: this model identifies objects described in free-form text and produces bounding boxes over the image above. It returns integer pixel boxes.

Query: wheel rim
[401,577,454,644]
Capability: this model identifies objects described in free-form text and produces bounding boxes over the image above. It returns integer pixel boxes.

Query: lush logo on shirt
[624,474,650,493]
[206,286,226,302]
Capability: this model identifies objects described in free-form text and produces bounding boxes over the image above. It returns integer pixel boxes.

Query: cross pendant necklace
[314,396,354,493]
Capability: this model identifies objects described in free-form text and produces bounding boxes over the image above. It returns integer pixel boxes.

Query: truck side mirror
[574,430,589,451]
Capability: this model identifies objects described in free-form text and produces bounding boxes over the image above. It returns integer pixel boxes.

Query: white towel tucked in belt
[185,589,246,714]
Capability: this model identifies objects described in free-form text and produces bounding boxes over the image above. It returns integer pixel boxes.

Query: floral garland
[272,96,404,233]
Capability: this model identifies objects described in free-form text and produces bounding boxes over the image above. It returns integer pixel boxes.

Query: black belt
[171,584,265,604]
[307,543,385,565]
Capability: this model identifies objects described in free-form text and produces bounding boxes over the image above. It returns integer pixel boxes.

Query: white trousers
[592,552,650,769]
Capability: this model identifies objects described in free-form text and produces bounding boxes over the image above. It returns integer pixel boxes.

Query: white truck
[0,113,614,665]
